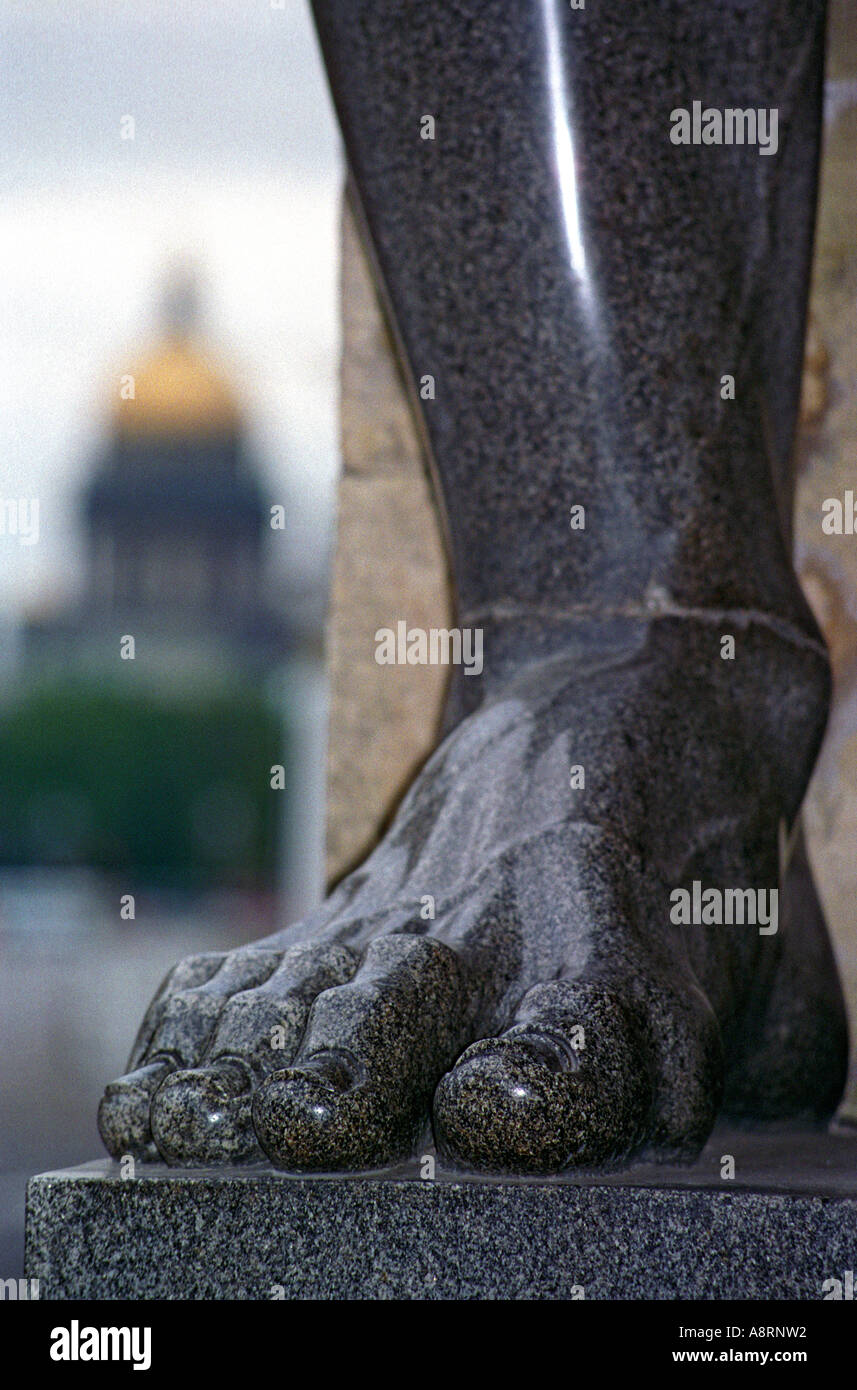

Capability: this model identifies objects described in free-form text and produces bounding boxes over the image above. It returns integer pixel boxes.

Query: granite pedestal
[25,1126,857,1300]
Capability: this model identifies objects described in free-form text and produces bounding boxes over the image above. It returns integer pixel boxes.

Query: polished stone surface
[27,1127,857,1300]
[321,0,857,1131]
[97,1,848,1178]
[312,0,827,660]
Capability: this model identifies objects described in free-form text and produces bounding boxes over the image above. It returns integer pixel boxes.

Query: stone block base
[25,1127,857,1300]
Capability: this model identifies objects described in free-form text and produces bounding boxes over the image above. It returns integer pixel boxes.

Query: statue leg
[98,0,847,1174]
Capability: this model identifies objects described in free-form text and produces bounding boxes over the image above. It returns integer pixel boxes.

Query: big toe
[434,980,655,1173]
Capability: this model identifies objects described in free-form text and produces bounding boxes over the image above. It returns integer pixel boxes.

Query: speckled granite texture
[26,1128,857,1300]
[323,0,857,1132]
[312,0,827,653]
[96,0,848,1179]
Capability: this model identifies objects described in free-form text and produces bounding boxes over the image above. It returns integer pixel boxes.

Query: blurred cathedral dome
[113,337,242,440]
[111,261,241,440]
[66,259,285,634]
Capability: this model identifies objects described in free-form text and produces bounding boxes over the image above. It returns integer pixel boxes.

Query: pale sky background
[0,0,343,621]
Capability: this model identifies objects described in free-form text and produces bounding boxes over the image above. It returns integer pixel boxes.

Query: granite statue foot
[99,618,847,1174]
[97,0,847,1177]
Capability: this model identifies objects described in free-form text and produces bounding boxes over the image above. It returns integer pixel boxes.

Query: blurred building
[26,272,290,681]
[0,273,297,891]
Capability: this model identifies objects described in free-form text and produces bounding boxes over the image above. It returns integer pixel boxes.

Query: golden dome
[112,334,242,439]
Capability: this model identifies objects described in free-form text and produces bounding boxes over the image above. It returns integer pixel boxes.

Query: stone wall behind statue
[795,1,857,1113]
[324,198,452,886]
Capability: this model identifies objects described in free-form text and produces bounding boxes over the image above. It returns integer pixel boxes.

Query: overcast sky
[0,0,342,619]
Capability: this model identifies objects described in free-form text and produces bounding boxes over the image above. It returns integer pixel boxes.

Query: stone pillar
[324,197,453,885]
